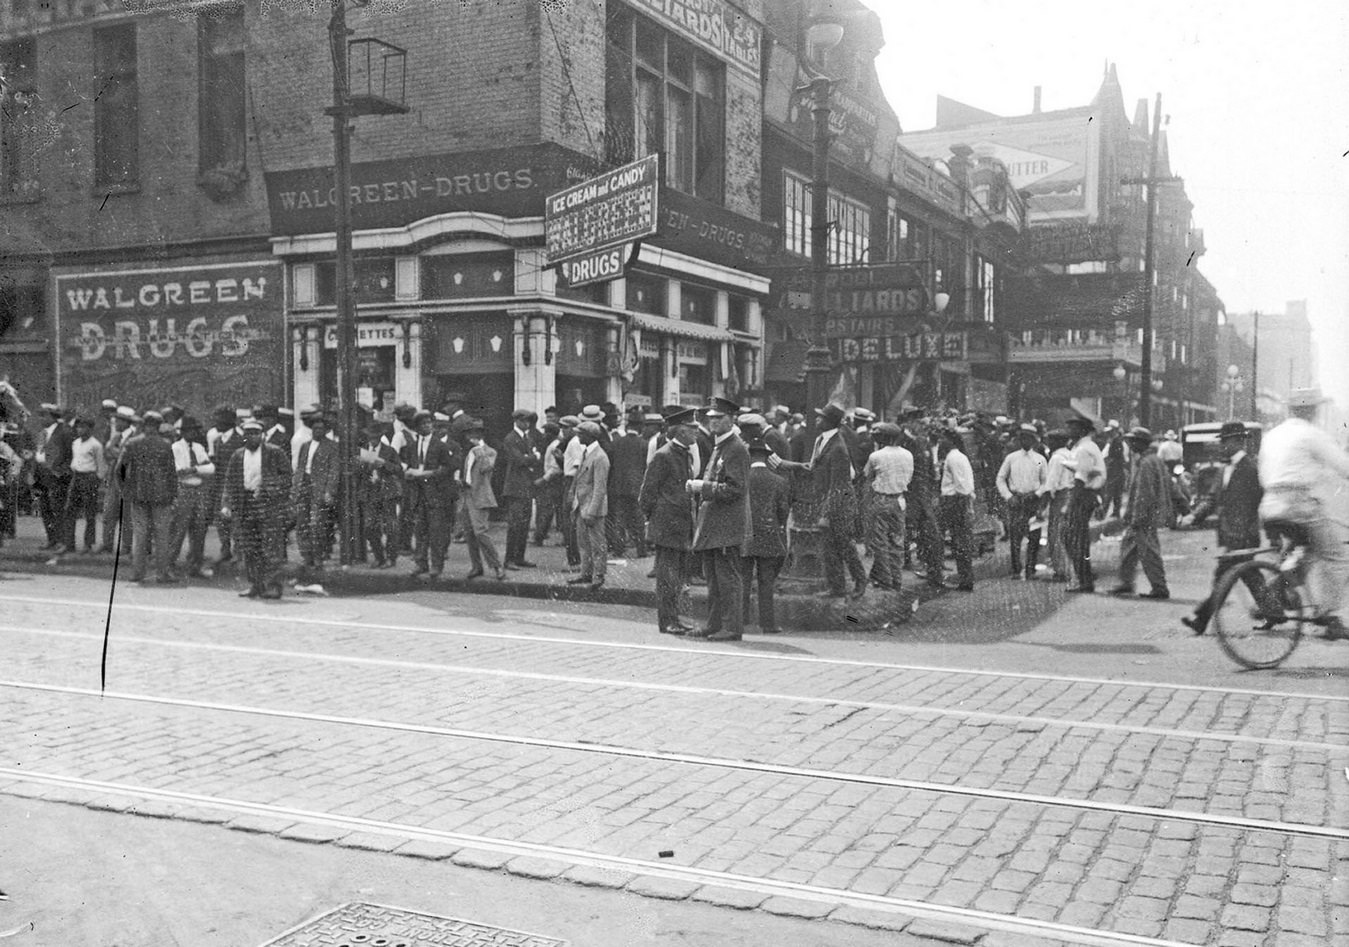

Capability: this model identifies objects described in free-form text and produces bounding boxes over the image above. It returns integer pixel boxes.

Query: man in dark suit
[812,402,867,600]
[687,396,751,641]
[220,418,292,598]
[1109,426,1172,600]
[740,418,790,634]
[356,419,404,568]
[207,405,242,564]
[640,405,699,636]
[607,407,650,558]
[501,408,542,569]
[1182,422,1265,633]
[33,403,74,549]
[119,411,178,584]
[292,412,341,575]
[401,410,456,579]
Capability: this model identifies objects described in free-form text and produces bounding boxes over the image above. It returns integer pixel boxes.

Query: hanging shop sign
[545,155,660,279]
[836,332,966,363]
[773,262,930,330]
[1021,222,1122,264]
[56,261,283,417]
[265,142,598,236]
[556,243,640,288]
[620,0,761,76]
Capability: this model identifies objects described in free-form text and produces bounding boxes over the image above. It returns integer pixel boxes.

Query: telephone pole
[1121,93,1181,429]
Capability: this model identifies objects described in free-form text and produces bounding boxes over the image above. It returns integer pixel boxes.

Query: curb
[1,782,1001,946]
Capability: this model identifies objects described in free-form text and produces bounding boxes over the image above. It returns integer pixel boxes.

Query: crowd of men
[5,386,1343,637]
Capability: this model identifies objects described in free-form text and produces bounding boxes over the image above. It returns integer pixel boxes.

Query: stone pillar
[662,336,679,405]
[511,308,555,418]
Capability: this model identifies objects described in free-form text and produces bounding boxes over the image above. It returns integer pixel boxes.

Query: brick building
[903,65,1223,427]
[0,0,775,434]
[759,0,1024,416]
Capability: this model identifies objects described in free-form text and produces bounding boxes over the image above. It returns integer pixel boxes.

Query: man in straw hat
[221,417,292,599]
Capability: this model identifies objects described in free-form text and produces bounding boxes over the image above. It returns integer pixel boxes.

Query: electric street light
[1220,363,1244,420]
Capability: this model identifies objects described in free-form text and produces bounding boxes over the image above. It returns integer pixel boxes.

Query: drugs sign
[545,155,659,269]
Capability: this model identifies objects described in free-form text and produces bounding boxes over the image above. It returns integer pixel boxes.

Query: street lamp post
[800,12,844,415]
[1221,363,1244,420]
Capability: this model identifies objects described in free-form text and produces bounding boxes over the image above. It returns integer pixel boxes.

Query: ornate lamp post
[328,1,408,564]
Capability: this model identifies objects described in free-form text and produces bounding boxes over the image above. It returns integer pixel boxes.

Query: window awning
[628,313,734,343]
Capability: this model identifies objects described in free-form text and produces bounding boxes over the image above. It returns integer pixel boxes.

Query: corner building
[0,0,773,437]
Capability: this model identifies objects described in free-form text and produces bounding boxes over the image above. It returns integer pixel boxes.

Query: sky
[870,0,1349,410]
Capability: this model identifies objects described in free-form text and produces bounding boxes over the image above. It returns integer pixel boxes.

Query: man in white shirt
[168,416,216,577]
[1036,429,1076,581]
[863,422,913,591]
[62,416,106,553]
[1062,412,1107,592]
[937,427,976,591]
[1258,388,1349,632]
[997,423,1048,579]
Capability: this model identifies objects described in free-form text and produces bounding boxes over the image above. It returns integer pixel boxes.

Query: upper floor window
[0,37,37,199]
[783,170,870,264]
[199,7,246,175]
[94,24,138,187]
[625,270,666,315]
[728,294,749,332]
[315,257,396,305]
[680,282,715,325]
[606,9,725,203]
[976,256,996,324]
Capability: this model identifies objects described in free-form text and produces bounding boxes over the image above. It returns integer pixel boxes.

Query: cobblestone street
[0,530,1345,946]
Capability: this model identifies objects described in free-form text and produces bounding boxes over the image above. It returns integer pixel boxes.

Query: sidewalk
[0,511,1124,630]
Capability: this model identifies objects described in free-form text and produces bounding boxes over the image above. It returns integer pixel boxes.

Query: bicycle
[1210,523,1339,670]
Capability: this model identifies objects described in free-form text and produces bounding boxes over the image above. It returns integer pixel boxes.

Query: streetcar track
[0,767,1196,947]
[3,678,1343,840]
[3,624,1342,754]
[2,592,1345,704]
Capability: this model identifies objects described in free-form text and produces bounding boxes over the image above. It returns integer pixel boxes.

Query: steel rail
[2,593,1345,704]
[3,624,1341,754]
[2,678,1344,841]
[0,766,1211,947]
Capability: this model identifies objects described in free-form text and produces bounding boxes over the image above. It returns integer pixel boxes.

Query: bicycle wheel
[1212,560,1305,670]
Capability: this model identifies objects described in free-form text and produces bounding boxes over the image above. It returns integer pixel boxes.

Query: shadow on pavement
[1019,641,1163,655]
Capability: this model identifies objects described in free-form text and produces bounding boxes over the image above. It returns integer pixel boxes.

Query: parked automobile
[1179,421,1262,525]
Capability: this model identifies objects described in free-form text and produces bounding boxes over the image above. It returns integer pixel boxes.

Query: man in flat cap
[686,397,751,639]
[1110,426,1171,599]
[502,408,543,570]
[862,421,912,592]
[996,423,1048,580]
[119,411,178,584]
[1062,410,1106,593]
[811,402,867,600]
[220,418,291,598]
[640,406,700,635]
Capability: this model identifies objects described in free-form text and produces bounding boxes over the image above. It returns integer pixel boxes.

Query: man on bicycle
[1258,388,1349,638]
[1180,421,1264,634]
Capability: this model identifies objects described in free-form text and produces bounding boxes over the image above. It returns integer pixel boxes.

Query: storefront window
[626,271,666,315]
[681,283,715,325]
[315,256,396,305]
[556,279,609,305]
[728,294,749,332]
[421,252,514,299]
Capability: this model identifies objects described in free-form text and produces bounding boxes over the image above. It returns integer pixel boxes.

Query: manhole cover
[260,902,569,947]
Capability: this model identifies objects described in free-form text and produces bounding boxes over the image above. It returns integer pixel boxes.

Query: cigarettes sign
[545,155,660,267]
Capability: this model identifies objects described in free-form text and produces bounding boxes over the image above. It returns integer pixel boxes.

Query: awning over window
[628,313,733,343]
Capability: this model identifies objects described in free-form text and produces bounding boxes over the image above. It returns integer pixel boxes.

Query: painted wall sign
[265,143,597,236]
[1023,222,1122,264]
[621,0,762,75]
[56,261,283,418]
[545,155,660,266]
[650,186,779,272]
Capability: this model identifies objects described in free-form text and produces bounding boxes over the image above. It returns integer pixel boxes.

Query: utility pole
[1121,94,1182,429]
[329,0,358,564]
[1250,309,1259,418]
